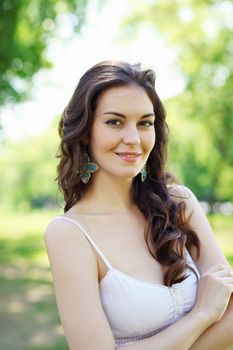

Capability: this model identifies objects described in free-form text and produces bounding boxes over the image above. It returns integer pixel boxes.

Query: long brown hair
[56,60,200,286]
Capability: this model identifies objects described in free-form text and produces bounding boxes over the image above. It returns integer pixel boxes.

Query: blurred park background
[0,0,233,349]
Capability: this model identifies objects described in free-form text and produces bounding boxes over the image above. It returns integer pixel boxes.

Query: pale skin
[45,84,233,350]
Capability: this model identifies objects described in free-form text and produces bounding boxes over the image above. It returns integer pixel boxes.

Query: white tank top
[53,216,200,348]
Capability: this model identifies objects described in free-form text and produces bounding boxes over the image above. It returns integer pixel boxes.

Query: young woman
[44,60,233,350]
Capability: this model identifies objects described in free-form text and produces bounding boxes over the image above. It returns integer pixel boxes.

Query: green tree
[0,0,88,106]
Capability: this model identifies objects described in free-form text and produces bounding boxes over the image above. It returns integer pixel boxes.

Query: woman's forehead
[95,85,153,113]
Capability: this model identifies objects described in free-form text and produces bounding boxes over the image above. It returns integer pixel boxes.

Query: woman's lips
[115,152,141,162]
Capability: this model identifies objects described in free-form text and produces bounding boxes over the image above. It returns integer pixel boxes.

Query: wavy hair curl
[56,60,200,286]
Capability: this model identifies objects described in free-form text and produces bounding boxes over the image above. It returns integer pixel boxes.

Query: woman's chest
[82,214,166,285]
[99,257,199,344]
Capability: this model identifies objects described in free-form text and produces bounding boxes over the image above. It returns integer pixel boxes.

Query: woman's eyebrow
[103,111,155,119]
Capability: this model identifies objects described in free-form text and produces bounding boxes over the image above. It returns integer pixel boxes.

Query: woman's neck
[76,172,136,214]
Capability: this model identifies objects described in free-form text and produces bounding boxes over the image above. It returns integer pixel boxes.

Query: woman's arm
[169,185,233,350]
[118,308,211,350]
[189,295,233,350]
[44,219,116,350]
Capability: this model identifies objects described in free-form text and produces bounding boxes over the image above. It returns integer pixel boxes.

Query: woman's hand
[193,264,233,324]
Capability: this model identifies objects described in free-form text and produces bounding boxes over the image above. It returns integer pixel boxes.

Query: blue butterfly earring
[78,148,100,184]
[140,164,147,182]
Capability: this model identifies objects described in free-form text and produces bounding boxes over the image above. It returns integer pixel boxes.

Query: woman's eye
[105,119,122,126]
[105,119,154,127]
[139,121,154,127]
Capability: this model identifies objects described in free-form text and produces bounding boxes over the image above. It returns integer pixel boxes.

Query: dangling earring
[78,148,100,184]
[140,164,147,182]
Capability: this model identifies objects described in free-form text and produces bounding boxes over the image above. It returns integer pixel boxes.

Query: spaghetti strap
[52,216,113,269]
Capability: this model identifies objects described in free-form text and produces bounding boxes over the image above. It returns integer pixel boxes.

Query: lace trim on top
[115,322,174,346]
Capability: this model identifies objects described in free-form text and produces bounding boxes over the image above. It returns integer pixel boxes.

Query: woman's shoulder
[166,184,194,200]
[44,214,70,234]
[44,214,88,247]
[44,203,87,236]
[44,214,98,272]
[166,184,200,218]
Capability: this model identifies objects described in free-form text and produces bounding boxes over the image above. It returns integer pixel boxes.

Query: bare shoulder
[44,216,99,296]
[44,216,86,244]
[167,184,197,215]
[44,216,99,292]
[167,183,193,199]
[44,216,96,262]
[44,216,115,349]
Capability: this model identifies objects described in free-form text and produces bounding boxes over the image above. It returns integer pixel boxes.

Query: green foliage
[0,116,63,210]
[0,0,88,105]
[124,0,233,201]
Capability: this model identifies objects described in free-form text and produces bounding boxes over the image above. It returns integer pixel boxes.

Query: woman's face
[89,84,156,181]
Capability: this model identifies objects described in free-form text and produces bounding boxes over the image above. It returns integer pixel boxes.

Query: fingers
[201,264,233,290]
[202,264,233,293]
[215,268,233,278]
[204,263,225,274]
[223,277,233,284]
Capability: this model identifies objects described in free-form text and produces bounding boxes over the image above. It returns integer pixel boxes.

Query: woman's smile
[115,152,142,163]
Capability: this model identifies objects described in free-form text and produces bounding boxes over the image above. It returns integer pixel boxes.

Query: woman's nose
[122,125,141,145]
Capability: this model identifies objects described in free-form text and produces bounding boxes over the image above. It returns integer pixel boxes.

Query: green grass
[0,208,68,350]
[0,208,232,350]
